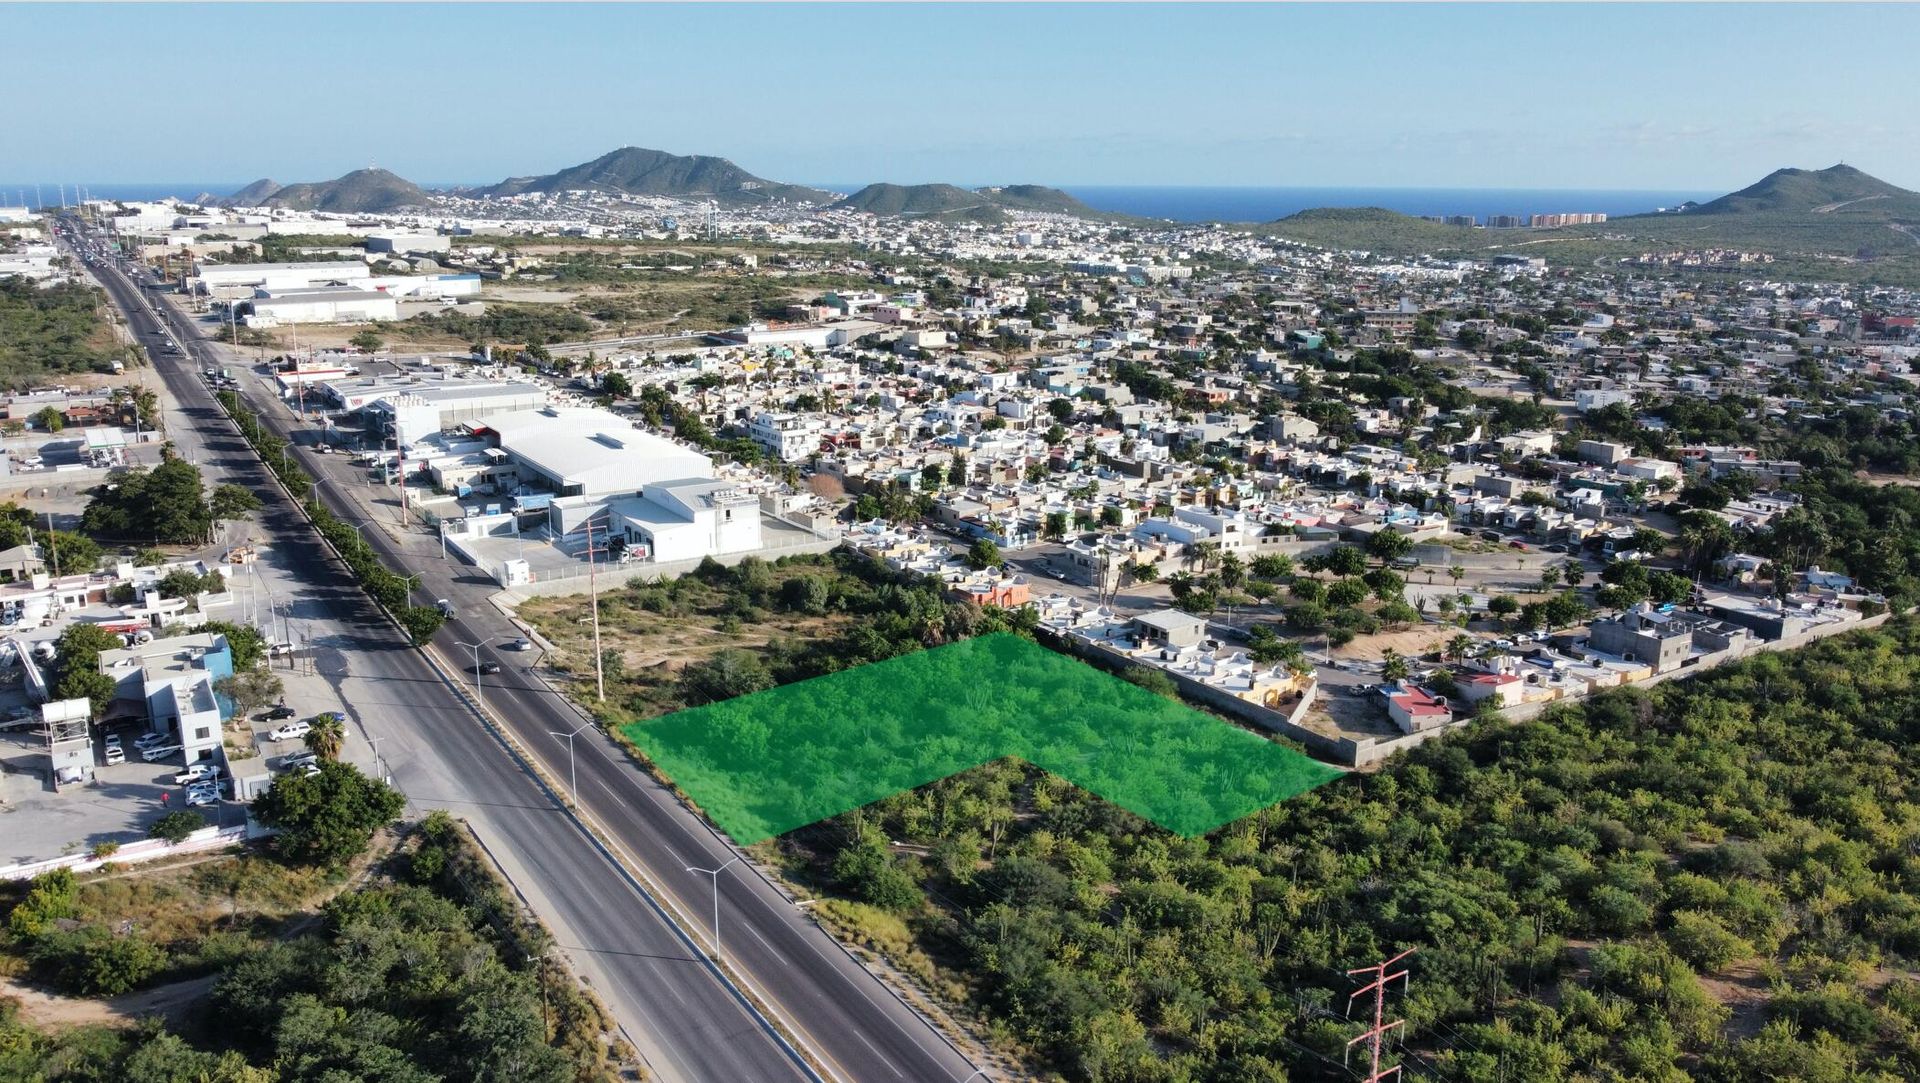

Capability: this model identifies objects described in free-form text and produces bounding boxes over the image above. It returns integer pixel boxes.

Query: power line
[1346,947,1415,1083]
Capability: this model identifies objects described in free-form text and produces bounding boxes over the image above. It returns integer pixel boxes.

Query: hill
[1258,206,1482,252]
[1669,163,1920,217]
[250,168,433,213]
[831,181,1104,223]
[225,178,284,206]
[482,146,833,206]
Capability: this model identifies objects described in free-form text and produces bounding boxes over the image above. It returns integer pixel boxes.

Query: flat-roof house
[1131,609,1208,649]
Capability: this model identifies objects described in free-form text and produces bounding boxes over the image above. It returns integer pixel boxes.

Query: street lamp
[456,635,501,711]
[546,720,593,806]
[958,1071,994,1083]
[684,855,742,958]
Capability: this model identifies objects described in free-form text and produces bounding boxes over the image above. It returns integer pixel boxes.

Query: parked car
[1508,540,1528,551]
[132,731,170,750]
[140,744,182,762]
[280,751,318,771]
[103,740,125,766]
[256,704,297,721]
[267,720,311,742]
[183,787,218,807]
[173,764,222,785]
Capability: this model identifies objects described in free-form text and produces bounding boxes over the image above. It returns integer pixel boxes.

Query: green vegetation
[397,303,592,346]
[0,278,127,389]
[832,182,1108,223]
[763,619,1920,1082]
[621,633,1337,844]
[0,816,623,1081]
[249,168,431,213]
[251,761,405,867]
[81,458,257,544]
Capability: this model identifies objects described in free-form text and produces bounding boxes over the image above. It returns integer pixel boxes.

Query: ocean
[3,181,1725,225]
[1055,186,1723,223]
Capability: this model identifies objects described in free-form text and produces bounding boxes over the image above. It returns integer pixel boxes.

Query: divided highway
[71,221,991,1083]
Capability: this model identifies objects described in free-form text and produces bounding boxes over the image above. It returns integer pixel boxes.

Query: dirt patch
[1697,961,1773,1041]
[1333,624,1458,663]
[0,972,217,1031]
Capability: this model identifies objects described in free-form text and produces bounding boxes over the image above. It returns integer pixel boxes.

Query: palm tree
[1447,633,1474,663]
[1381,648,1411,685]
[1448,565,1465,590]
[305,713,345,762]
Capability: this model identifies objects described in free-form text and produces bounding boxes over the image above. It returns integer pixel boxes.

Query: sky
[6,3,1917,192]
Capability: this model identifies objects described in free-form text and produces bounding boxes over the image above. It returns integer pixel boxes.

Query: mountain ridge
[231,168,431,213]
[831,181,1104,223]
[477,146,834,206]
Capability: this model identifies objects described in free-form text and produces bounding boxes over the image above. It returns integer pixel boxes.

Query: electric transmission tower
[1346,947,1415,1082]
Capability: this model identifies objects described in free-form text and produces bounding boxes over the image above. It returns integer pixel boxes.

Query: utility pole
[44,512,59,578]
[1346,948,1415,1083]
[585,517,605,701]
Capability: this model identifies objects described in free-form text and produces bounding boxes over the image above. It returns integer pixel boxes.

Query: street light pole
[546,721,593,806]
[456,636,501,712]
[685,856,742,959]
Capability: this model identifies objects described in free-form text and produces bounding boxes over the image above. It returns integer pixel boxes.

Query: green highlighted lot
[618,634,1341,845]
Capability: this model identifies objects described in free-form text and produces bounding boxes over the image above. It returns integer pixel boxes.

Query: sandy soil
[1331,624,1459,662]
[0,972,217,1031]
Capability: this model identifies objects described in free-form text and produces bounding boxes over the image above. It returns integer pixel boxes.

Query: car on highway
[508,637,531,651]
[267,720,311,742]
[435,599,456,618]
[475,660,503,675]
[257,704,297,721]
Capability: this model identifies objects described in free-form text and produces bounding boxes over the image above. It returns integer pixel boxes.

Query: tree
[148,809,207,844]
[1381,648,1411,684]
[209,483,262,522]
[1044,511,1068,540]
[1487,593,1520,619]
[678,649,773,705]
[1326,545,1368,578]
[400,605,445,645]
[214,666,284,720]
[82,459,212,543]
[1366,529,1413,564]
[349,328,385,352]
[1539,564,1562,592]
[965,538,1001,571]
[32,405,64,432]
[1447,633,1474,662]
[43,531,101,575]
[251,761,405,866]
[601,371,633,398]
[305,713,345,762]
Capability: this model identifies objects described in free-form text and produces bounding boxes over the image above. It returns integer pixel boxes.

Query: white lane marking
[849,1030,904,1078]
[742,920,789,967]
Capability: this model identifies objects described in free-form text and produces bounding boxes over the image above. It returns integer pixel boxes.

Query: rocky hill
[481,147,833,206]
[242,168,432,213]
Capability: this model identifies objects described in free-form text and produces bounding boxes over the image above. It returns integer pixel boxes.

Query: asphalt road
[65,226,817,1083]
[71,224,992,1083]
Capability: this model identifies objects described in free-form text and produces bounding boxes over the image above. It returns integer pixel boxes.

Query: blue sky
[7,3,1916,191]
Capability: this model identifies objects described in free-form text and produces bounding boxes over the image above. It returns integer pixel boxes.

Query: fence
[0,823,250,882]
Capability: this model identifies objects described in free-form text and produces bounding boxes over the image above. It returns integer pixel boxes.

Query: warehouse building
[354,381,550,446]
[187,260,369,296]
[240,286,398,326]
[477,406,712,500]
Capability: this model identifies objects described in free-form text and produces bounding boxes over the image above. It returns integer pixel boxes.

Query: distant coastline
[13,181,1722,225]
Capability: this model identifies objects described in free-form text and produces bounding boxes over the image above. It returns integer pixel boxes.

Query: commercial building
[188,260,369,296]
[241,286,398,326]
[479,406,712,499]
[98,632,235,765]
[604,479,763,563]
[328,378,549,446]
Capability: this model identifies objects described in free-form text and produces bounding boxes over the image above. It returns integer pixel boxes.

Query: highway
[68,221,994,1083]
[62,223,817,1083]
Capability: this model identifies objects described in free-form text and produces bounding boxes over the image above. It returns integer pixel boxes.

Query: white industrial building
[604,479,763,563]
[188,260,369,295]
[364,272,482,301]
[354,380,550,446]
[479,406,713,499]
[242,286,399,326]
